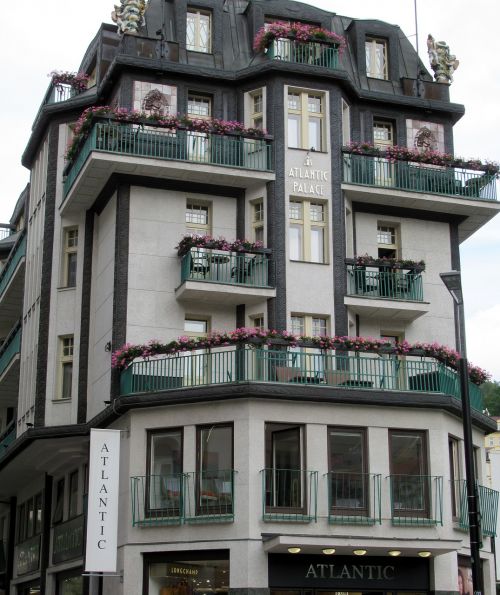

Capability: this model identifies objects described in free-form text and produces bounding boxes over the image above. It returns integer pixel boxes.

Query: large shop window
[196,425,234,516]
[389,430,429,518]
[147,429,183,517]
[287,90,324,151]
[146,550,229,595]
[264,424,305,513]
[328,427,368,516]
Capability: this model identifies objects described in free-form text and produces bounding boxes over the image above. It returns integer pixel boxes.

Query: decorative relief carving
[414,127,438,152]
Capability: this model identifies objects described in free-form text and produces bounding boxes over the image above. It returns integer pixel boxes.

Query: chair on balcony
[190,251,210,279]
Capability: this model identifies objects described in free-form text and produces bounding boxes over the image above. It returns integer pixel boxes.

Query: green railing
[267,38,340,69]
[455,480,499,537]
[326,472,381,525]
[347,265,423,301]
[130,471,236,526]
[0,322,22,378]
[261,468,318,522]
[342,153,497,201]
[388,474,443,526]
[181,249,270,287]
[120,346,484,412]
[0,422,16,460]
[0,230,26,300]
[183,470,235,523]
[63,122,274,196]
[131,474,184,526]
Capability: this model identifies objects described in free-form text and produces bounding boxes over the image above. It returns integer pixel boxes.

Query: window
[196,424,233,515]
[289,200,326,263]
[287,90,324,150]
[265,423,305,512]
[250,90,264,130]
[252,199,264,243]
[68,470,79,518]
[250,314,265,330]
[329,427,368,515]
[449,436,461,518]
[366,37,388,79]
[341,99,351,146]
[389,430,429,518]
[186,202,210,235]
[53,478,65,525]
[186,8,211,53]
[187,94,211,117]
[377,224,398,259]
[62,228,78,288]
[183,318,209,385]
[59,336,74,400]
[289,315,328,379]
[17,493,43,543]
[373,120,394,149]
[147,429,183,516]
[187,95,212,159]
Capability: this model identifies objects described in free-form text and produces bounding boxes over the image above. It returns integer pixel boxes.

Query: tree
[481,381,500,416]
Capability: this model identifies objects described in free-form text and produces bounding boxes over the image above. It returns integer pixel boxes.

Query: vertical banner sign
[85,429,121,572]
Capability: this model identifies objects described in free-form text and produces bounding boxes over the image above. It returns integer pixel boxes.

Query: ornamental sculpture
[112,0,147,35]
[427,34,459,84]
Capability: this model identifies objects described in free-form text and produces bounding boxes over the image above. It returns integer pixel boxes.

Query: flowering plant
[65,106,269,163]
[343,142,499,175]
[253,21,346,53]
[111,328,490,385]
[176,234,265,256]
[351,254,426,271]
[49,70,90,93]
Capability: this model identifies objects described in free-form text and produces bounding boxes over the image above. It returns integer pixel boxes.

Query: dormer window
[187,8,211,53]
[365,37,388,80]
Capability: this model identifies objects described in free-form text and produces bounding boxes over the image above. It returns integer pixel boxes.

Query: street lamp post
[440,271,482,595]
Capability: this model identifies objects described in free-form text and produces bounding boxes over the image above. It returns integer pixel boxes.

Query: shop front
[144,550,229,595]
[268,553,430,595]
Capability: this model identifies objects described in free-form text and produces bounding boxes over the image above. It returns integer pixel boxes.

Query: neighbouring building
[0,1,499,594]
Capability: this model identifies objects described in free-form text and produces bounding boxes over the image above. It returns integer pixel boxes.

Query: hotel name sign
[288,167,329,196]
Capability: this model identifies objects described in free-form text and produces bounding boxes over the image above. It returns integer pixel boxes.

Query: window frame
[289,199,327,263]
[341,98,351,146]
[287,88,325,151]
[58,335,74,401]
[251,198,264,243]
[186,8,212,53]
[186,201,211,235]
[365,37,389,80]
[16,492,43,544]
[449,435,462,519]
[62,227,78,288]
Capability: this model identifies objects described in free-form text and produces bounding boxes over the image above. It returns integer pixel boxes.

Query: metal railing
[63,122,274,196]
[388,474,443,525]
[120,346,484,412]
[0,322,22,378]
[46,84,77,104]
[342,153,497,201]
[326,472,381,525]
[268,38,340,69]
[347,265,424,301]
[455,480,499,537]
[0,225,12,240]
[0,421,16,460]
[0,230,26,300]
[131,471,235,526]
[181,249,270,287]
[261,468,318,522]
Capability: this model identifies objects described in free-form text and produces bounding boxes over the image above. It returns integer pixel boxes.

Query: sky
[1,0,499,378]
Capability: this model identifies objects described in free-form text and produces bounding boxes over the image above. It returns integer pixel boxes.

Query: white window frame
[289,199,327,263]
[287,88,325,151]
[186,8,212,53]
[341,99,351,146]
[251,198,264,243]
[365,37,388,80]
[58,335,74,400]
[186,201,211,235]
[62,227,78,288]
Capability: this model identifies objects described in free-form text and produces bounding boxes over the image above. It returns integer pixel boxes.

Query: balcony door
[373,120,394,185]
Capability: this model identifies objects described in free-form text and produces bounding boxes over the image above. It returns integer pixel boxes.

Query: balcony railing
[0,322,22,378]
[63,121,274,196]
[119,345,484,412]
[0,225,12,241]
[261,468,318,522]
[342,153,497,201]
[347,265,424,301]
[326,472,381,525]
[130,471,235,526]
[0,230,26,300]
[388,474,443,526]
[0,421,15,460]
[455,480,499,537]
[181,249,271,287]
[267,38,340,69]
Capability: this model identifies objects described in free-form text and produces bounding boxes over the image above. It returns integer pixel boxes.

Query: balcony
[0,322,21,405]
[454,480,499,537]
[261,468,318,522]
[62,120,275,213]
[267,38,341,69]
[342,153,500,241]
[119,345,484,414]
[0,421,16,461]
[0,230,26,326]
[326,472,381,525]
[345,263,429,321]
[175,249,276,305]
[130,471,235,527]
[388,474,443,526]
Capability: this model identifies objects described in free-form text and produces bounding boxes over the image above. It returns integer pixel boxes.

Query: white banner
[85,429,121,572]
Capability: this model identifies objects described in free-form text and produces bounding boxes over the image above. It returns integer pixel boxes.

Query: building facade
[0,1,499,594]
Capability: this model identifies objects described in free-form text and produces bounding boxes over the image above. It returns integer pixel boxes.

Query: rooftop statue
[427,34,459,84]
[112,0,147,35]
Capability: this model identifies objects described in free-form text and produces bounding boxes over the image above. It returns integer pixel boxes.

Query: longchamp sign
[85,429,120,572]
